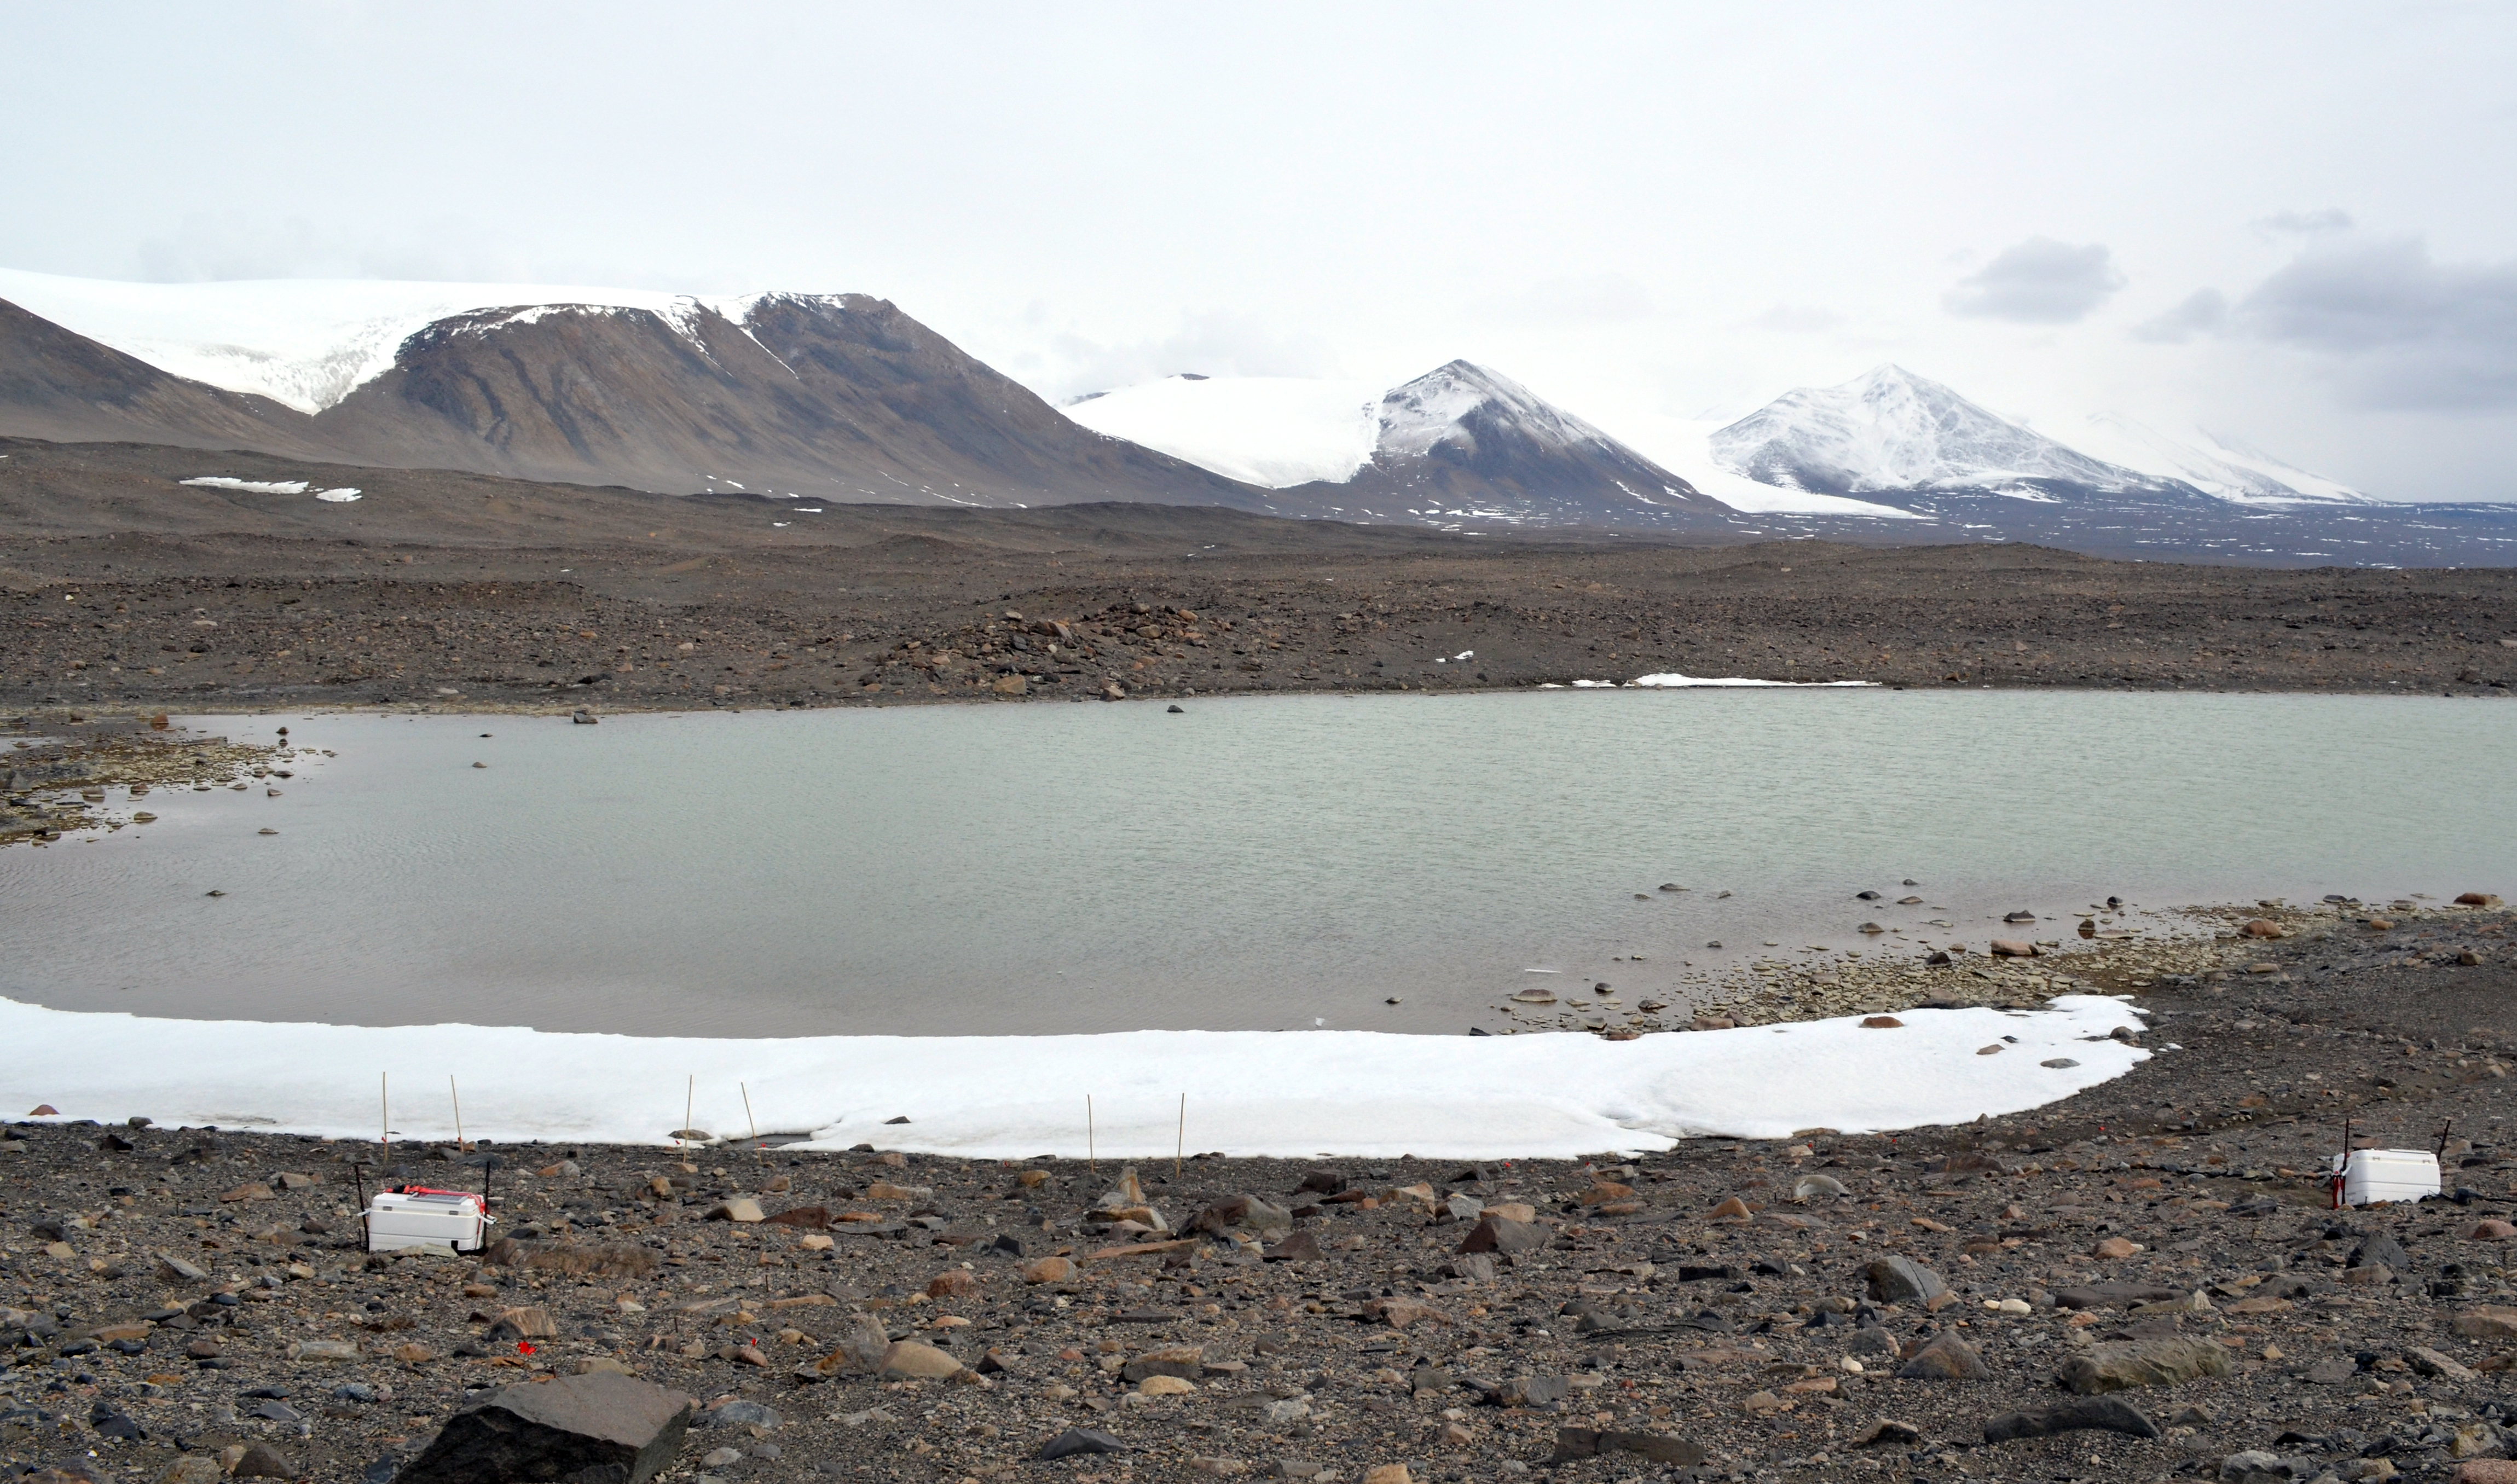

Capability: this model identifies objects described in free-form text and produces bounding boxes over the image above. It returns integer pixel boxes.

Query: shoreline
[1,905,2513,1484]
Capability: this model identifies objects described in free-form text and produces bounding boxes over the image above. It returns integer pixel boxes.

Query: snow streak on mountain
[2070,413,2379,506]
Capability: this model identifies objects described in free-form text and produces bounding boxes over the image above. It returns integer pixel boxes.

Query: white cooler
[364,1189,492,1254]
[2331,1149,2441,1207]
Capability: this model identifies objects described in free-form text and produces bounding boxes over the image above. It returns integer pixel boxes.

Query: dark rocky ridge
[3,437,2514,716]
[0,295,1271,512]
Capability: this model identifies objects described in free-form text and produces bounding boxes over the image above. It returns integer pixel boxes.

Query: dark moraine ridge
[2,436,2514,715]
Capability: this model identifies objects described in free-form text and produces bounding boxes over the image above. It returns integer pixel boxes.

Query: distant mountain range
[0,268,2509,565]
[1065,361,1733,532]
[0,270,1261,511]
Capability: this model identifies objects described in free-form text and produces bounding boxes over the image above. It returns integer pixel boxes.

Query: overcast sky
[5,3,2514,500]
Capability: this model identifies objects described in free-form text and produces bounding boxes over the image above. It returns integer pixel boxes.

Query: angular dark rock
[1866,1256,1947,1305]
[1039,1428,1127,1460]
[392,1372,693,1484]
[1457,1214,1546,1255]
[1983,1397,2161,1442]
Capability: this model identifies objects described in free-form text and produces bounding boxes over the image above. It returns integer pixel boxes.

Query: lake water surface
[4,690,2509,1037]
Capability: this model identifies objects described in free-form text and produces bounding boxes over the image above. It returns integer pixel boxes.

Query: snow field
[1061,376,1384,488]
[0,995,2147,1160]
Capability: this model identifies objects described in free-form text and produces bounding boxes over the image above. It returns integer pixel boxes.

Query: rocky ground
[1,717,292,845]
[5,439,2516,716]
[3,903,2515,1484]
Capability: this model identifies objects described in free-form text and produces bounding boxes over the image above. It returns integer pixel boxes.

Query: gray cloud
[1943,237,2127,324]
[2253,208,2354,236]
[2237,237,2517,409]
[2130,287,2229,344]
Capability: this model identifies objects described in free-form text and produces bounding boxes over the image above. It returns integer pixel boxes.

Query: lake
[3,689,2509,1037]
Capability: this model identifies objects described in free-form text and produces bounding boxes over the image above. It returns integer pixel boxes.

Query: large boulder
[393,1372,693,1484]
[2057,1337,2234,1394]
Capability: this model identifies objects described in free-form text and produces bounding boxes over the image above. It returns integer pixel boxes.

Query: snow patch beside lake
[0,995,2145,1158]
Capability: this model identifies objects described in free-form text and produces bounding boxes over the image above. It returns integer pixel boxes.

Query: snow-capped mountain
[1068,360,1731,530]
[2069,413,2378,506]
[0,270,1265,508]
[1708,364,2184,500]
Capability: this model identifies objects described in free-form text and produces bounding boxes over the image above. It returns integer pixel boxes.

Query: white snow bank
[1628,673,1877,688]
[1060,375,1382,488]
[180,477,308,494]
[182,476,362,501]
[0,268,774,414]
[0,995,2146,1158]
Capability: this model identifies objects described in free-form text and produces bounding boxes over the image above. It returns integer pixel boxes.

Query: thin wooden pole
[1175,1093,1185,1178]
[380,1073,390,1165]
[449,1075,467,1153]
[684,1076,694,1152]
[741,1082,758,1146]
[1086,1095,1096,1174]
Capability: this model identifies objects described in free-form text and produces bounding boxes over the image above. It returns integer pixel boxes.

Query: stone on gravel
[394,1373,693,1484]
[1549,1428,1708,1465]
[877,1340,965,1379]
[231,1445,298,1480]
[1866,1256,1947,1305]
[2057,1336,2234,1394]
[1262,1231,1323,1262]
[1793,1174,1848,1199]
[1193,1196,1295,1241]
[1896,1331,1990,1379]
[793,1315,890,1382]
[707,1198,764,1222]
[1983,1397,2161,1442]
[1040,1428,1127,1460]
[2454,1307,2517,1340]
[2055,1282,2187,1309]
[1022,1256,1077,1283]
[1456,1214,1544,1255]
[1498,1375,1571,1408]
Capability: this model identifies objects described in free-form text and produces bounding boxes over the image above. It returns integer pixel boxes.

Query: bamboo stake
[1087,1095,1096,1174]
[1175,1093,1185,1179]
[684,1076,694,1152]
[449,1075,467,1153]
[380,1073,390,1166]
[742,1082,759,1147]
